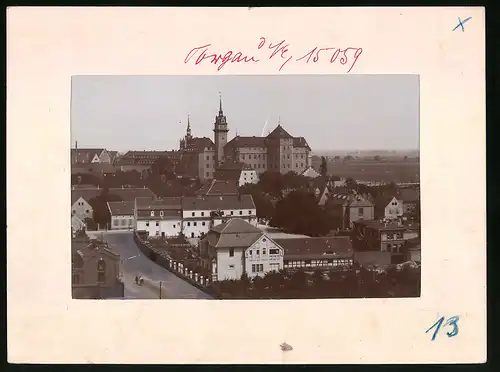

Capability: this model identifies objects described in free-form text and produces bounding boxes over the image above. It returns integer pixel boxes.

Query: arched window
[97,258,106,283]
[72,253,84,269]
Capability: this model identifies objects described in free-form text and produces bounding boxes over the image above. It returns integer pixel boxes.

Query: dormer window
[160,211,164,217]
[150,211,155,217]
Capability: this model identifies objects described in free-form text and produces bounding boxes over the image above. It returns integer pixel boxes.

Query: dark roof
[208,219,263,249]
[211,218,262,234]
[182,194,255,211]
[354,251,392,268]
[135,196,182,210]
[353,219,406,231]
[225,136,267,149]
[195,179,239,196]
[71,148,104,163]
[71,187,156,205]
[216,160,245,171]
[185,137,215,152]
[71,162,116,175]
[266,125,293,139]
[293,137,311,149]
[275,236,353,260]
[398,188,419,202]
[122,150,181,159]
[107,201,135,216]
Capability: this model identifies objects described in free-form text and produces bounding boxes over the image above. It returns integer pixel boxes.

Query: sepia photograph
[70,74,421,300]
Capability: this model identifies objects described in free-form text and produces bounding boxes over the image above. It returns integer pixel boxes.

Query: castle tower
[213,94,229,165]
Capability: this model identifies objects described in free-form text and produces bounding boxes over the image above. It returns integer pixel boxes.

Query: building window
[206,172,209,177]
[358,208,364,216]
[305,260,311,265]
[156,221,159,226]
[263,249,266,255]
[85,209,89,213]
[187,222,191,226]
[150,211,154,217]
[259,264,263,272]
[269,248,279,255]
[191,232,194,238]
[228,265,235,269]
[248,210,252,214]
[72,210,75,215]
[230,211,234,215]
[206,163,209,168]
[256,250,260,255]
[113,220,119,226]
[229,248,234,257]
[194,222,197,226]
[121,219,126,226]
[146,222,150,227]
[396,232,403,239]
[202,221,205,226]
[386,233,394,240]
[206,156,209,160]
[201,212,205,216]
[239,211,243,215]
[252,264,256,272]
[173,224,176,228]
[160,211,164,217]
[192,212,195,217]
[97,259,106,283]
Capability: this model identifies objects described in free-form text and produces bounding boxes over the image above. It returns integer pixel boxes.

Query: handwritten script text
[184,38,363,73]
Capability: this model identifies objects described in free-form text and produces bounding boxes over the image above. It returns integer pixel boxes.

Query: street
[91,231,213,299]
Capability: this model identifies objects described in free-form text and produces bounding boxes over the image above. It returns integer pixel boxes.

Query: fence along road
[92,231,213,299]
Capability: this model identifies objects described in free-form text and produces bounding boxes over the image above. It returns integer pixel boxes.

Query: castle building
[179,97,312,180]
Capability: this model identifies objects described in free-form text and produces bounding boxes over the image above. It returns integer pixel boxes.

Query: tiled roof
[71,187,155,205]
[275,236,353,260]
[216,160,245,171]
[293,137,311,149]
[195,179,239,196]
[266,125,293,139]
[71,148,104,163]
[122,150,181,159]
[71,163,116,174]
[225,136,267,149]
[135,196,182,210]
[185,137,215,151]
[211,218,262,234]
[182,194,255,211]
[207,219,264,248]
[107,201,135,216]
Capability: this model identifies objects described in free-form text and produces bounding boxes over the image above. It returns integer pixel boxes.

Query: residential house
[352,220,407,264]
[325,193,375,230]
[71,231,124,299]
[107,201,135,230]
[71,143,113,165]
[71,195,94,221]
[398,188,420,216]
[275,237,354,271]
[181,194,257,239]
[200,218,284,281]
[134,197,183,238]
[71,215,86,232]
[213,159,259,187]
[374,195,404,220]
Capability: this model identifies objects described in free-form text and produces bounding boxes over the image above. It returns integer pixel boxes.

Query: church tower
[213,95,229,165]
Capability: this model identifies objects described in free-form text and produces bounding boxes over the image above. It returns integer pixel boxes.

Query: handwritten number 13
[426,316,460,341]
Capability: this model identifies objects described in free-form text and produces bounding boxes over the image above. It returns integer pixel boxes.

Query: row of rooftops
[206,218,353,258]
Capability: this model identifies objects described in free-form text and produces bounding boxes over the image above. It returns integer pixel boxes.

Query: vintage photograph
[70,74,420,300]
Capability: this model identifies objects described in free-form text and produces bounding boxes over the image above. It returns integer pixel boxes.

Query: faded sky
[71,75,419,153]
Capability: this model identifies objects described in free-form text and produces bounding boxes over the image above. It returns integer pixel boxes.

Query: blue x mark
[453,16,472,32]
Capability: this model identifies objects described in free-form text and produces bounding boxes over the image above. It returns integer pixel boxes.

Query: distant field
[311,159,420,183]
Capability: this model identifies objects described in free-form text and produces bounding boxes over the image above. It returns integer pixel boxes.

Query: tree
[319,156,328,177]
[258,171,285,197]
[345,177,357,190]
[271,190,334,236]
[373,155,381,161]
[151,156,175,179]
[88,190,123,229]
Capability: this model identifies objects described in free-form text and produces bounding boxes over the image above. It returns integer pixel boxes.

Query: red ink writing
[184,44,260,71]
[184,39,364,73]
[258,37,293,71]
[296,46,363,73]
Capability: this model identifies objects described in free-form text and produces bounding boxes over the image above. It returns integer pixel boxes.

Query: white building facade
[243,235,284,278]
[107,201,135,230]
[71,196,94,221]
[238,169,259,187]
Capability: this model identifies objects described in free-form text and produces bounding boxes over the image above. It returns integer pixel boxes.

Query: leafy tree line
[211,265,420,299]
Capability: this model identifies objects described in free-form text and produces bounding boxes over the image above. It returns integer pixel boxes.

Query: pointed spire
[278,116,281,126]
[219,92,223,114]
